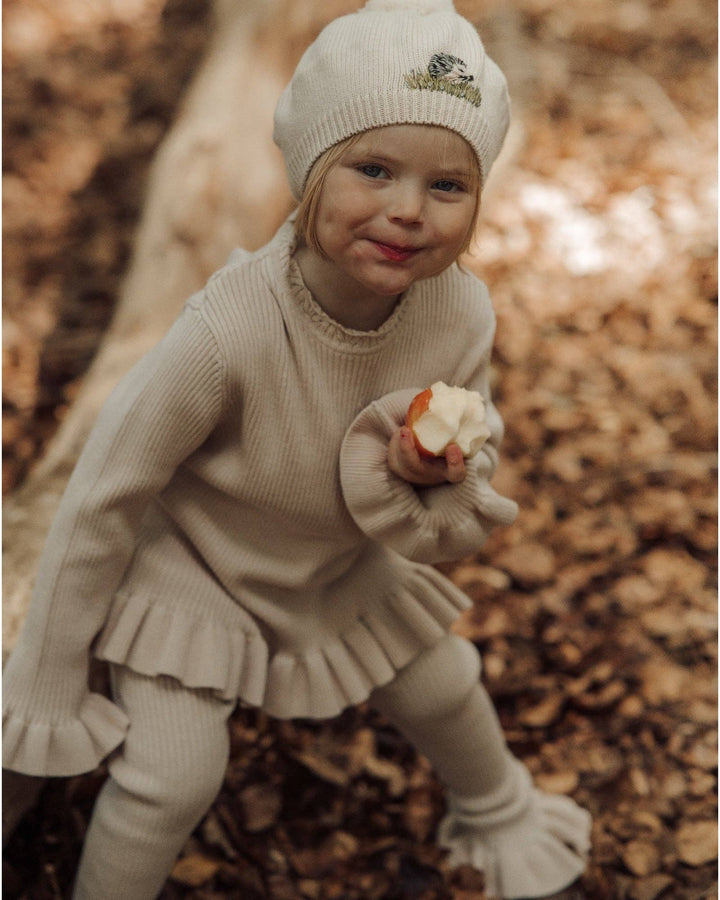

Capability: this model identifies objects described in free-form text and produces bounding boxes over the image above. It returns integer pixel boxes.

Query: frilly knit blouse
[3,217,518,777]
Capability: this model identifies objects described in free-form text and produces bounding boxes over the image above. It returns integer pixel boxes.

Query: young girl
[2,0,592,896]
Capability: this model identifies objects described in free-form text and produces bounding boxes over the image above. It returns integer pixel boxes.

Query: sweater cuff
[2,643,129,777]
[3,692,129,777]
[339,389,517,563]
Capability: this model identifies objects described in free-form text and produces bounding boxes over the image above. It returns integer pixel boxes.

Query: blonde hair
[294,130,482,259]
[294,134,363,257]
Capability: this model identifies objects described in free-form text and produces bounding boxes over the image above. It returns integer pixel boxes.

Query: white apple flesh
[408,382,491,458]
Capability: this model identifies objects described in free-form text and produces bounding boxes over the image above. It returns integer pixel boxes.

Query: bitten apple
[406,382,491,459]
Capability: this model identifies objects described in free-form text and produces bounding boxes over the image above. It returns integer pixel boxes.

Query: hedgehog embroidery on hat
[405,51,483,108]
[428,52,474,82]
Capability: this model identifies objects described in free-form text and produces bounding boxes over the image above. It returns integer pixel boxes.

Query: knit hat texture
[273,0,510,199]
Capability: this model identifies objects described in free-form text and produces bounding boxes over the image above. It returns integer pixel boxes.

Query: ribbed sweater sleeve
[3,301,226,776]
[339,283,517,563]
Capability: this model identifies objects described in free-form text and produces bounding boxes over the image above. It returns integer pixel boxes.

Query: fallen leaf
[622,840,661,877]
[239,782,283,832]
[291,750,350,787]
[403,788,436,841]
[676,820,718,866]
[495,542,556,585]
[628,873,675,900]
[534,770,579,794]
[363,755,408,797]
[170,853,221,887]
[518,693,565,727]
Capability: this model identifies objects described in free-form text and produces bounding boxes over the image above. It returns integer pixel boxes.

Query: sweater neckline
[274,218,415,351]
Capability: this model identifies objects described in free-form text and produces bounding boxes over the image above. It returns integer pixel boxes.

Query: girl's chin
[353,267,419,298]
[359,281,413,302]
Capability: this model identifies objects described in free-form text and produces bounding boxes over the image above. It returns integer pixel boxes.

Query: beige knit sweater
[2,217,517,777]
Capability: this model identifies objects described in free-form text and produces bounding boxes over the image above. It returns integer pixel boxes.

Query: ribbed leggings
[73,634,511,899]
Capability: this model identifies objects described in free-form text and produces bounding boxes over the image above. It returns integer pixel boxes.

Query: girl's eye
[433,180,462,193]
[359,164,387,179]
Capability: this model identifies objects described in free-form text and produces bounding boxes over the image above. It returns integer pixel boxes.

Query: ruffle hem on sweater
[3,564,470,776]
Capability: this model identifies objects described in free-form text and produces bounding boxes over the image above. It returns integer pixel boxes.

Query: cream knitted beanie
[273,0,510,199]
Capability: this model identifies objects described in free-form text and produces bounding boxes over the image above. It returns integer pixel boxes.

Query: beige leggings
[74,635,509,899]
[73,669,235,900]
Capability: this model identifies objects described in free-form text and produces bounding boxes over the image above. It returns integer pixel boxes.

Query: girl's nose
[387,183,424,224]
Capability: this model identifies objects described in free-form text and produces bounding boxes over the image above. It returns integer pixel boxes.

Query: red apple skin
[405,388,439,459]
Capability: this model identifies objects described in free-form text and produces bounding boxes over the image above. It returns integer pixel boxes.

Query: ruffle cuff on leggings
[437,757,591,899]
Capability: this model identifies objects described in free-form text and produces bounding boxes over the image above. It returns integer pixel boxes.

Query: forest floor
[2,0,717,898]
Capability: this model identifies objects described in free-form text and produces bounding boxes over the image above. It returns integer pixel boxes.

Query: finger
[392,428,449,485]
[398,426,424,467]
[388,427,428,481]
[398,427,438,480]
[444,443,466,483]
[387,428,407,478]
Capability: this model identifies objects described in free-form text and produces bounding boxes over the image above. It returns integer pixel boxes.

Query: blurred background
[2,0,717,897]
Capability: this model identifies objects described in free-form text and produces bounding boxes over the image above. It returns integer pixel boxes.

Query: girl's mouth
[372,241,419,262]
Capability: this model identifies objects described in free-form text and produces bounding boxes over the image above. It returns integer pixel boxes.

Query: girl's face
[299,125,480,329]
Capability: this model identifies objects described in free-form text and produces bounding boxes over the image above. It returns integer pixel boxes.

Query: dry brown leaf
[239,782,283,832]
[612,575,661,610]
[170,853,221,887]
[363,755,408,797]
[291,750,350,787]
[675,819,718,866]
[200,811,237,860]
[574,679,626,710]
[297,878,321,899]
[628,769,651,797]
[289,831,359,879]
[403,788,436,842]
[534,770,579,794]
[621,840,662,877]
[683,736,718,771]
[687,769,717,798]
[632,811,664,838]
[327,830,360,861]
[345,727,376,777]
[518,693,565,727]
[495,541,556,585]
[618,694,645,719]
[628,873,675,900]
[642,549,709,593]
[452,563,512,591]
[639,658,692,704]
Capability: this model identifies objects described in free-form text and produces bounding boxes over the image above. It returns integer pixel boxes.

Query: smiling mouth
[372,241,420,262]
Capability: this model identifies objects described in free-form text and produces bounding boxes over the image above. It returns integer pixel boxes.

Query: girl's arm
[3,300,226,777]
[339,287,516,564]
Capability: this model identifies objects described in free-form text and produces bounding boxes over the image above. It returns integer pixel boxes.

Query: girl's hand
[388,426,466,486]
